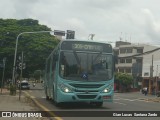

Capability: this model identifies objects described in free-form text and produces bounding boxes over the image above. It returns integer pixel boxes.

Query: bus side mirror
[106,63,108,69]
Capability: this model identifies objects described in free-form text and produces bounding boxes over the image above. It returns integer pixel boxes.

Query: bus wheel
[46,95,49,100]
[45,88,49,100]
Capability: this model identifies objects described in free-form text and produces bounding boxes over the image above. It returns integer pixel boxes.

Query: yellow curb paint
[23,91,63,120]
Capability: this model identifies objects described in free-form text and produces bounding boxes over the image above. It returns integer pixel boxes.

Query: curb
[23,91,63,120]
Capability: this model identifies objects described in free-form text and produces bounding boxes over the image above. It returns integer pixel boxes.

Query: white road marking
[114,97,135,101]
[114,97,159,103]
[114,102,126,105]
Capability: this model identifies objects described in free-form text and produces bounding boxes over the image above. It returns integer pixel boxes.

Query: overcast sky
[1,0,160,46]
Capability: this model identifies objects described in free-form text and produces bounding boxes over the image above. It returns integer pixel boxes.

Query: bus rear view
[45,40,114,107]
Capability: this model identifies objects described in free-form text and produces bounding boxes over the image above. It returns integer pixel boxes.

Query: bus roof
[60,39,112,45]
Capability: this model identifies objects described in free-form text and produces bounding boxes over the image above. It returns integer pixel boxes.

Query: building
[114,41,143,90]
[142,45,160,94]
[114,41,160,93]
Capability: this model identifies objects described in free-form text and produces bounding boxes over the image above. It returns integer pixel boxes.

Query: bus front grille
[69,83,105,89]
[77,95,97,99]
[75,89,99,92]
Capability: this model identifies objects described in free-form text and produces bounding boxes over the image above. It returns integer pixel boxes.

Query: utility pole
[151,55,153,77]
[149,55,153,94]
[1,57,6,94]
[156,65,158,96]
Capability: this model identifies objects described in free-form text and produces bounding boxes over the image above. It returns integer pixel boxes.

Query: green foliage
[115,72,133,85]
[33,70,42,80]
[0,18,59,79]
[10,84,16,95]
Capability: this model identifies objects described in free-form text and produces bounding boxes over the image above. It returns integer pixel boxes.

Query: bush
[10,84,16,95]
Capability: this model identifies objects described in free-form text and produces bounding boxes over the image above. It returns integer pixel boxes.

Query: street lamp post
[19,51,24,100]
[12,31,55,85]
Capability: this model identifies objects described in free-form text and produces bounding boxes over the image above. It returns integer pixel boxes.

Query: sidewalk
[0,88,48,120]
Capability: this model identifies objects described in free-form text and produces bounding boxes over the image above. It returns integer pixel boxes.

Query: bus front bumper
[56,89,113,103]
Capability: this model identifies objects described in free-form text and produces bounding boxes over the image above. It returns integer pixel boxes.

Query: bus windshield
[59,51,113,81]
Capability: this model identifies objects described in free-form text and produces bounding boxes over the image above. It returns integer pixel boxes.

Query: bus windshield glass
[59,51,113,81]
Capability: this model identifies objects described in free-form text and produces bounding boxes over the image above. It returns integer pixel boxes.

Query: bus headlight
[103,88,110,93]
[59,83,73,93]
[102,84,113,93]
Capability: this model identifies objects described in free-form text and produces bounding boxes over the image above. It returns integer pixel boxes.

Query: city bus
[44,39,114,107]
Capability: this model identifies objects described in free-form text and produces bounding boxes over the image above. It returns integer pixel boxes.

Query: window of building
[126,68,132,73]
[126,59,132,63]
[114,51,119,55]
[115,68,119,72]
[120,58,125,63]
[120,49,126,53]
[136,59,142,63]
[126,48,132,53]
[137,49,143,53]
[144,72,149,76]
[119,68,125,73]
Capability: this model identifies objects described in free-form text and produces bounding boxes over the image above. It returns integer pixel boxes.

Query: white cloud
[141,8,160,43]
[0,0,160,45]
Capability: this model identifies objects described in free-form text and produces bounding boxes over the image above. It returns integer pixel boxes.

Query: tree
[33,70,42,81]
[0,18,59,80]
[115,72,133,92]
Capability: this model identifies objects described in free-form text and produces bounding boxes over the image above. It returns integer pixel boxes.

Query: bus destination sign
[72,43,103,51]
[61,41,112,53]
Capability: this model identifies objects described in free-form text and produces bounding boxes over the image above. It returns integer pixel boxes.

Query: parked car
[18,80,30,90]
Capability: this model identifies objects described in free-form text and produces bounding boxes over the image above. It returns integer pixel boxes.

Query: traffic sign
[19,63,26,69]
[54,30,65,36]
[66,30,75,39]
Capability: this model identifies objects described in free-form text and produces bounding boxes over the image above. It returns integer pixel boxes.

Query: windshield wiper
[93,52,102,64]
[73,51,81,66]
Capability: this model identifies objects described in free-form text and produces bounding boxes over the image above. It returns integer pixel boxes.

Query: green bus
[44,40,114,107]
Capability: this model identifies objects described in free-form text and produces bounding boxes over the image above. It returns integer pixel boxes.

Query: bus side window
[60,52,68,77]
[106,63,108,69]
[51,51,58,82]
[52,55,56,71]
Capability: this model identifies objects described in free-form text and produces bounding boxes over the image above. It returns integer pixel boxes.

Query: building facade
[114,41,160,93]
[142,45,160,94]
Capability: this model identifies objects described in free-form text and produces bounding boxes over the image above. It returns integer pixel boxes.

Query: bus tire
[45,88,49,100]
[46,95,49,100]
[52,89,62,107]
